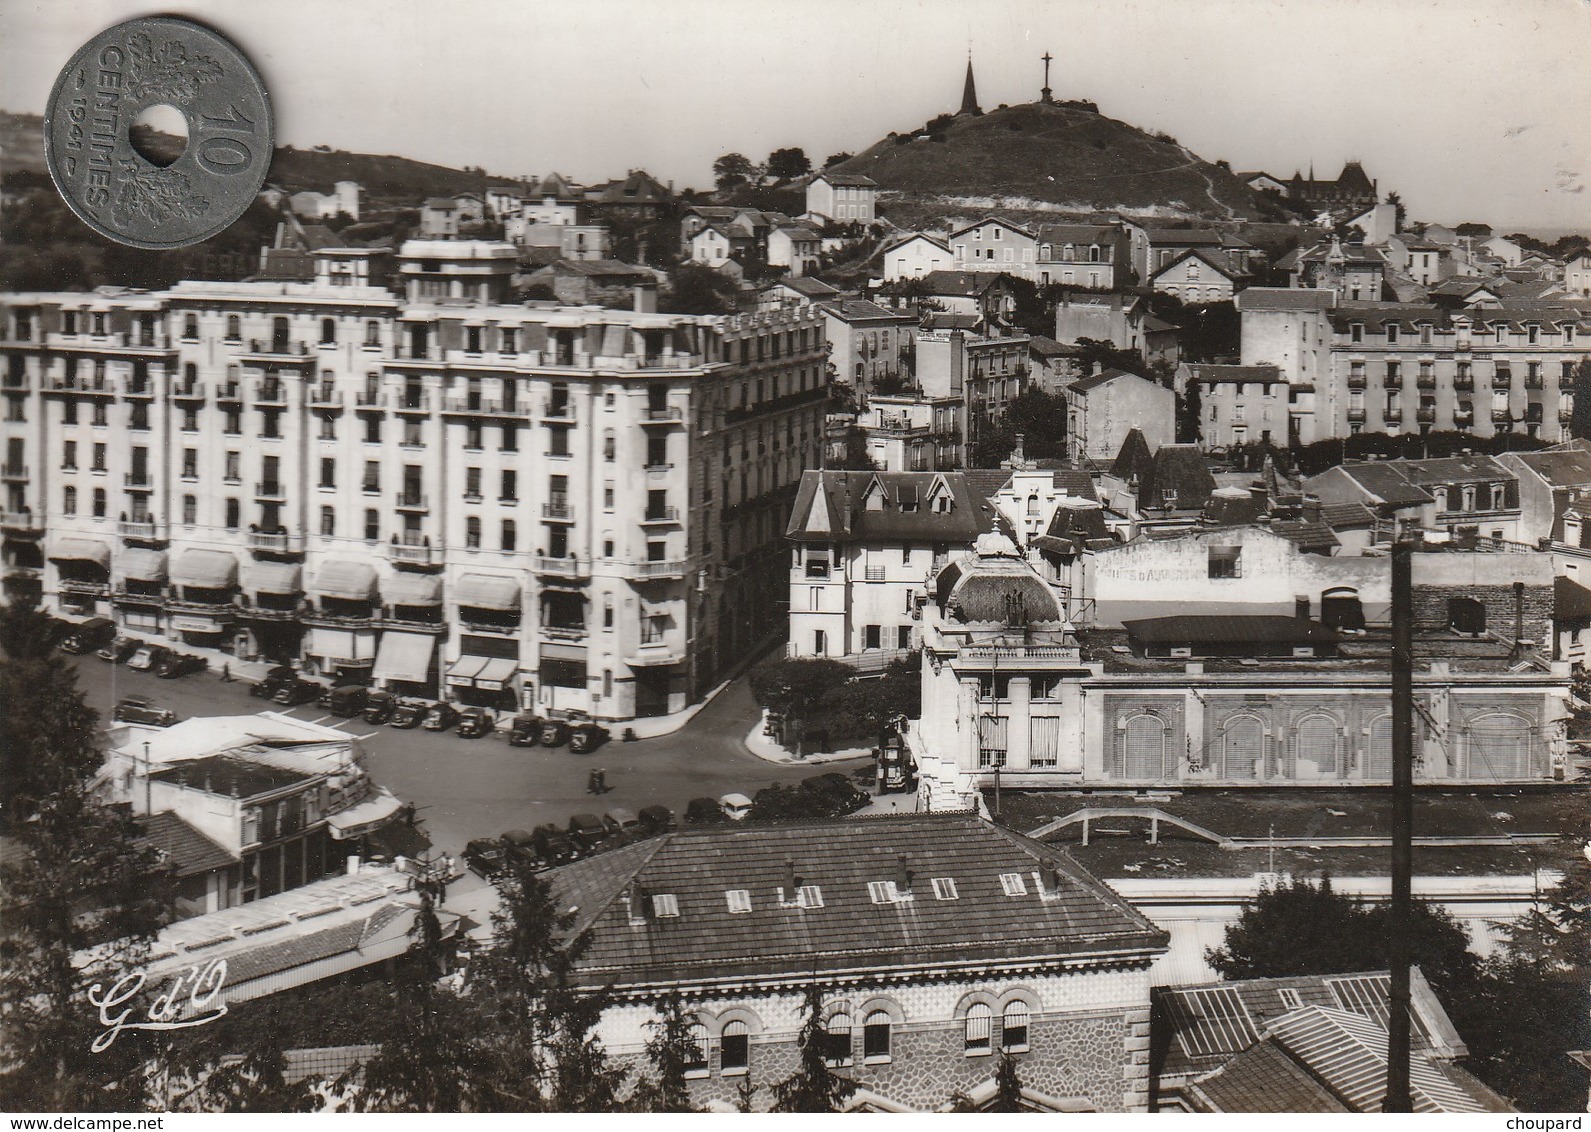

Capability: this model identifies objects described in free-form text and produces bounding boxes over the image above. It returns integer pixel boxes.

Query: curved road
[70,658,869,857]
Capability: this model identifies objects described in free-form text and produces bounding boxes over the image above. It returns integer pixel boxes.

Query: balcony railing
[355,390,384,408]
[394,492,429,511]
[1416,406,1436,423]
[1454,379,1474,392]
[393,393,430,412]
[307,388,342,408]
[441,395,521,415]
[641,507,680,524]
[123,472,152,489]
[255,481,287,500]
[642,405,683,422]
[123,382,154,400]
[1492,409,1512,424]
[388,541,438,565]
[627,559,686,580]
[533,555,590,579]
[1383,407,1403,423]
[245,338,310,357]
[118,519,164,540]
[1561,408,1575,423]
[173,382,205,402]
[301,608,376,628]
[1347,407,1366,422]
[59,579,110,596]
[166,598,238,619]
[541,624,586,641]
[216,382,242,402]
[247,530,302,553]
[1,510,42,531]
[1525,377,1545,390]
[2,463,30,481]
[541,400,574,421]
[542,502,573,520]
[379,615,447,634]
[1416,375,1436,390]
[625,644,686,667]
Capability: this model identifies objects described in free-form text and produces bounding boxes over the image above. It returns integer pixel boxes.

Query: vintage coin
[43,16,273,250]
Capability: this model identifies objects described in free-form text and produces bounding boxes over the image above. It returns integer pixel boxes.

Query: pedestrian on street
[220,662,231,683]
[587,769,599,795]
[595,768,607,794]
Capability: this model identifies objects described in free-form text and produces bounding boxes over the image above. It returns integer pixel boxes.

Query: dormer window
[796,885,823,908]
[1385,324,1399,344]
[725,889,752,914]
[931,877,959,900]
[1350,323,1364,343]
[999,873,1028,896]
[652,894,679,917]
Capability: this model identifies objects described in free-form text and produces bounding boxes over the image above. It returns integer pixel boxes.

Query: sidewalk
[743,710,871,766]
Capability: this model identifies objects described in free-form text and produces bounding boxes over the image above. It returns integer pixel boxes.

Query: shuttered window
[1223,716,1264,779]
[1468,714,1532,779]
[1002,1002,1030,1051]
[1367,716,1394,779]
[1124,715,1167,779]
[978,716,1008,768]
[1295,715,1338,779]
[1030,716,1061,768]
[965,1003,993,1053]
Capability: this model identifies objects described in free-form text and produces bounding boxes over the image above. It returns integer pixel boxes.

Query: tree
[990,1053,1025,1112]
[660,264,740,316]
[831,425,877,471]
[765,148,812,182]
[630,996,702,1112]
[970,386,1069,467]
[823,153,852,169]
[0,594,100,820]
[1385,191,1407,232]
[1074,336,1145,377]
[770,986,856,1112]
[713,153,758,190]
[747,657,852,720]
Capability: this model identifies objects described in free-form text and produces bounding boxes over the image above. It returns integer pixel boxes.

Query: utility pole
[1386,541,1414,1112]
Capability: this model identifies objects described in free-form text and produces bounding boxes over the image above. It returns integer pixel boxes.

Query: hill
[0,110,488,204]
[831,100,1265,222]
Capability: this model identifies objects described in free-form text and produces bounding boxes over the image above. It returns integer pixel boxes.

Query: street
[69,658,872,859]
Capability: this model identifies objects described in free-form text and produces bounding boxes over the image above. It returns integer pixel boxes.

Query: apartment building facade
[0,242,827,721]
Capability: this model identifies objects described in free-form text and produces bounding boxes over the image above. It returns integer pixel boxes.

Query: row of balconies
[393,346,708,372]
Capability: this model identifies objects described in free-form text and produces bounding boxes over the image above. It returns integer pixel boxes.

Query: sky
[3,0,1588,233]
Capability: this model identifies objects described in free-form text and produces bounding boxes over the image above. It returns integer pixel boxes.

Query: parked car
[803,772,870,815]
[456,707,497,739]
[719,793,755,822]
[320,684,369,716]
[251,665,298,699]
[112,695,177,727]
[568,722,610,754]
[566,813,608,852]
[126,644,170,671]
[462,837,506,878]
[388,699,427,729]
[97,636,139,664]
[362,689,398,724]
[61,617,116,655]
[422,702,459,732]
[638,804,675,835]
[499,828,540,871]
[539,718,571,748]
[533,823,579,865]
[155,652,207,679]
[508,713,544,746]
[601,809,641,842]
[272,678,323,706]
[684,797,725,825]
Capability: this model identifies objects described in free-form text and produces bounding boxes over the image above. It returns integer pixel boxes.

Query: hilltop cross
[1041,52,1054,103]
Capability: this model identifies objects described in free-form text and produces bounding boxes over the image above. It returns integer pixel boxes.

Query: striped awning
[445,655,488,688]
[475,658,518,691]
[243,561,302,595]
[171,549,238,589]
[454,573,521,610]
[383,573,443,606]
[49,537,111,568]
[117,549,168,583]
[373,632,436,684]
[314,560,378,601]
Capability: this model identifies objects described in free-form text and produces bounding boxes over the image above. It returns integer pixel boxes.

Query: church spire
[959,54,981,116]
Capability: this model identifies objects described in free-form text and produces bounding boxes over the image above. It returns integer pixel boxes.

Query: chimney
[1038,859,1060,894]
[895,854,913,896]
[785,858,800,898]
[1295,594,1311,621]
[1303,493,1322,522]
[633,281,657,313]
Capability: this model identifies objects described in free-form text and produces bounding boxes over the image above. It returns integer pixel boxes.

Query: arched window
[1294,714,1339,779]
[823,1012,852,1066]
[364,320,380,348]
[1026,494,1039,517]
[1002,1001,1030,1052]
[720,1020,749,1072]
[1467,713,1533,779]
[1320,587,1365,631]
[862,1011,891,1061]
[225,314,241,341]
[320,317,336,344]
[686,1022,709,1075]
[965,1003,993,1054]
[1449,597,1486,636]
[1367,716,1394,779]
[1222,715,1264,779]
[1122,714,1168,779]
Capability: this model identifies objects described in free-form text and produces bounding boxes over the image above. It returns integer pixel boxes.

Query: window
[720,1021,749,1072]
[725,889,751,914]
[862,1012,891,1061]
[651,894,679,917]
[1278,988,1303,1009]
[94,402,110,427]
[362,461,379,493]
[501,327,517,354]
[813,629,827,654]
[320,506,335,536]
[603,483,615,511]
[364,508,379,541]
[223,497,239,528]
[225,315,241,342]
[465,326,482,354]
[603,430,616,461]
[465,467,481,500]
[931,877,959,900]
[1208,545,1242,578]
[63,440,78,470]
[183,313,198,339]
[685,1023,709,1076]
[364,320,380,348]
[965,1003,993,1055]
[62,485,76,515]
[501,519,517,552]
[1449,596,1486,636]
[1000,872,1027,896]
[794,885,823,908]
[1001,1002,1030,1052]
[320,317,336,344]
[548,427,569,457]
[864,624,881,650]
[466,516,481,549]
[824,1013,852,1066]
[500,469,517,501]
[319,457,336,488]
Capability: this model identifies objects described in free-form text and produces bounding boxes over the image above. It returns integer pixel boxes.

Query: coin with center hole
[43,16,273,250]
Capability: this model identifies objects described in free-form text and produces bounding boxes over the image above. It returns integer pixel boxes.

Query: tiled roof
[1503,447,1591,487]
[949,216,1037,240]
[1235,288,1338,312]
[770,277,841,299]
[1556,576,1591,621]
[134,811,237,877]
[922,312,980,331]
[910,270,1008,297]
[1325,462,1433,507]
[1184,363,1284,386]
[1069,367,1152,393]
[818,298,911,323]
[1027,334,1080,358]
[1138,445,1216,511]
[882,232,950,256]
[1151,248,1242,280]
[1189,1038,1350,1113]
[817,173,878,188]
[786,470,999,543]
[224,903,409,988]
[1271,519,1341,552]
[962,468,1016,501]
[546,813,1167,988]
[1395,454,1511,486]
[1145,228,1225,246]
[422,197,456,210]
[1051,470,1099,500]
[1035,224,1118,246]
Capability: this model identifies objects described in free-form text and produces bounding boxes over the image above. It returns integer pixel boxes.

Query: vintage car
[539,718,571,748]
[154,652,207,679]
[61,617,116,655]
[684,797,725,825]
[362,689,398,724]
[323,684,370,717]
[567,721,611,754]
[566,813,608,852]
[112,695,177,727]
[532,823,579,864]
[251,665,298,699]
[421,701,460,732]
[126,644,170,671]
[462,837,506,878]
[508,713,545,746]
[272,678,324,706]
[637,804,676,835]
[456,708,497,739]
[96,636,140,664]
[388,699,427,729]
[719,793,754,822]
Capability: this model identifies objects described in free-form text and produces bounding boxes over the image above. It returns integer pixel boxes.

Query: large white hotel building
[0,241,827,721]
